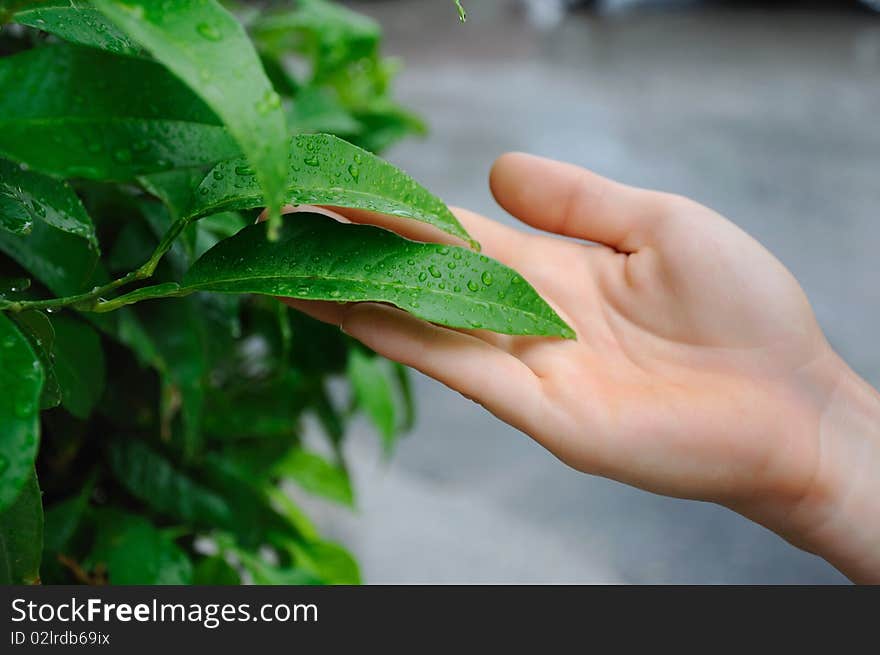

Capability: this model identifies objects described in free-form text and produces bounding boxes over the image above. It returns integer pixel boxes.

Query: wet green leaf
[11,310,61,410]
[189,133,473,246]
[0,158,98,248]
[181,212,575,338]
[0,469,43,585]
[0,314,43,514]
[0,44,239,180]
[93,0,289,233]
[13,0,140,55]
[0,219,100,296]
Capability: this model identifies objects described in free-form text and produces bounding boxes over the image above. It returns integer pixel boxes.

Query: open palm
[288,153,836,514]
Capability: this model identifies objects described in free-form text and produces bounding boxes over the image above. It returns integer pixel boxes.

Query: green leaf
[107,439,232,528]
[393,362,416,432]
[189,133,474,247]
[52,313,106,419]
[288,87,362,136]
[87,510,193,585]
[204,372,308,440]
[234,547,321,586]
[193,555,240,585]
[11,310,61,410]
[138,168,212,221]
[0,44,239,180]
[93,0,289,234]
[0,219,100,297]
[251,0,380,78]
[13,0,141,55]
[181,212,575,338]
[274,449,353,507]
[0,314,43,514]
[0,158,98,248]
[137,298,208,456]
[288,539,360,585]
[43,475,94,556]
[348,348,397,453]
[0,469,43,585]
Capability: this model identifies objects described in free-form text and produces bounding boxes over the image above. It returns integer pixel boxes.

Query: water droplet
[418,271,428,282]
[453,251,462,260]
[256,89,281,115]
[348,164,360,181]
[438,247,450,255]
[304,155,320,167]
[481,272,493,286]
[329,289,342,298]
[353,153,363,165]
[212,169,225,180]
[447,262,456,270]
[467,280,479,292]
[31,202,46,218]
[428,265,441,279]
[196,22,222,41]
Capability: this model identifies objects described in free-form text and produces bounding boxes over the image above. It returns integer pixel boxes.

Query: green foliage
[0,0,568,586]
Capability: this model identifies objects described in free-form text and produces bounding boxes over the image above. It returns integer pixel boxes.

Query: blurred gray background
[301,0,880,583]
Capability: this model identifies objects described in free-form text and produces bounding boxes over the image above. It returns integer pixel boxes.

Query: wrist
[739,352,880,583]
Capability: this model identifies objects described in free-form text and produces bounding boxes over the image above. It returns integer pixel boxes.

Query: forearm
[758,356,880,583]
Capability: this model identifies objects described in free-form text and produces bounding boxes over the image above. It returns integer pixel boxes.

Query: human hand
[285,153,880,582]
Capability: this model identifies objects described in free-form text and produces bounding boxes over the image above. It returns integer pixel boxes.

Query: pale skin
[282,153,880,583]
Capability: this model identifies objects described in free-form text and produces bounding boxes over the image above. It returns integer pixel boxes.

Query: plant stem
[0,218,190,314]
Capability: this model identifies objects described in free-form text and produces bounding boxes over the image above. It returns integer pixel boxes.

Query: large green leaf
[0,314,43,514]
[0,44,239,180]
[274,449,353,507]
[180,213,575,338]
[107,439,232,528]
[0,158,97,248]
[93,0,289,232]
[13,0,140,55]
[189,133,473,246]
[87,510,192,585]
[0,469,43,585]
[52,313,106,419]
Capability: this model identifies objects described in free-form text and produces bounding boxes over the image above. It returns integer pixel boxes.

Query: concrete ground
[303,0,880,583]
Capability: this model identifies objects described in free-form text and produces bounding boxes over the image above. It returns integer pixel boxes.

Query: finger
[340,303,546,434]
[489,152,664,252]
[448,206,530,268]
[281,298,348,325]
[325,206,468,246]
